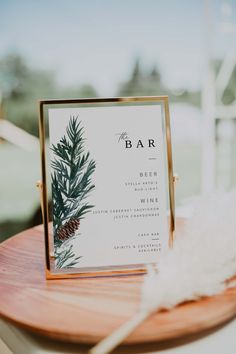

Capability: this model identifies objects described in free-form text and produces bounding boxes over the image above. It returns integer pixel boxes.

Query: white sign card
[39,97,175,278]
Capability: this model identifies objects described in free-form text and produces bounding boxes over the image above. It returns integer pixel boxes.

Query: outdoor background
[0,0,236,241]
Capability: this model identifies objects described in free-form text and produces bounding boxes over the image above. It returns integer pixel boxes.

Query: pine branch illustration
[51,115,96,267]
[55,243,82,269]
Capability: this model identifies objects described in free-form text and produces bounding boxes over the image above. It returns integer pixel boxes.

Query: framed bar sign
[39,96,175,279]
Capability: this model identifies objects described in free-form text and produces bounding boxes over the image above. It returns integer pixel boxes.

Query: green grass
[0,143,41,238]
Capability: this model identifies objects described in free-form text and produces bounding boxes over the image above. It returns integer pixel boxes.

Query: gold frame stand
[38,96,177,279]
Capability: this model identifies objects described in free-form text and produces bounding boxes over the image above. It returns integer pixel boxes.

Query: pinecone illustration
[56,218,80,242]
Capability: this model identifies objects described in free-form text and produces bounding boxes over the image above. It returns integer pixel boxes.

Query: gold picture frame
[38,96,175,279]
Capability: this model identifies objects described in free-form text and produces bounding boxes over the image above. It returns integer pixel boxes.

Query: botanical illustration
[51,116,96,268]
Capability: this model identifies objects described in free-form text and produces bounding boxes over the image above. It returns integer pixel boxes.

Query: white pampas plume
[141,191,236,312]
[89,191,236,354]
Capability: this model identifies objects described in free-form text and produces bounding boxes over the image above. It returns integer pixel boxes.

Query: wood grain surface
[0,222,236,344]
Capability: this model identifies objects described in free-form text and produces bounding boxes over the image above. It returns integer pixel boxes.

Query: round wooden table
[1,224,236,347]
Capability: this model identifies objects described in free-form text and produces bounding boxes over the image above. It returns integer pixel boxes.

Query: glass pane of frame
[39,97,175,279]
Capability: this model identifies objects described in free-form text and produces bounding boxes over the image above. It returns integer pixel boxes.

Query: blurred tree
[0,54,30,99]
[78,84,98,98]
[214,59,236,105]
[0,54,58,136]
[130,58,143,84]
[0,53,98,137]
[117,58,166,96]
[61,84,98,99]
[117,58,200,106]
